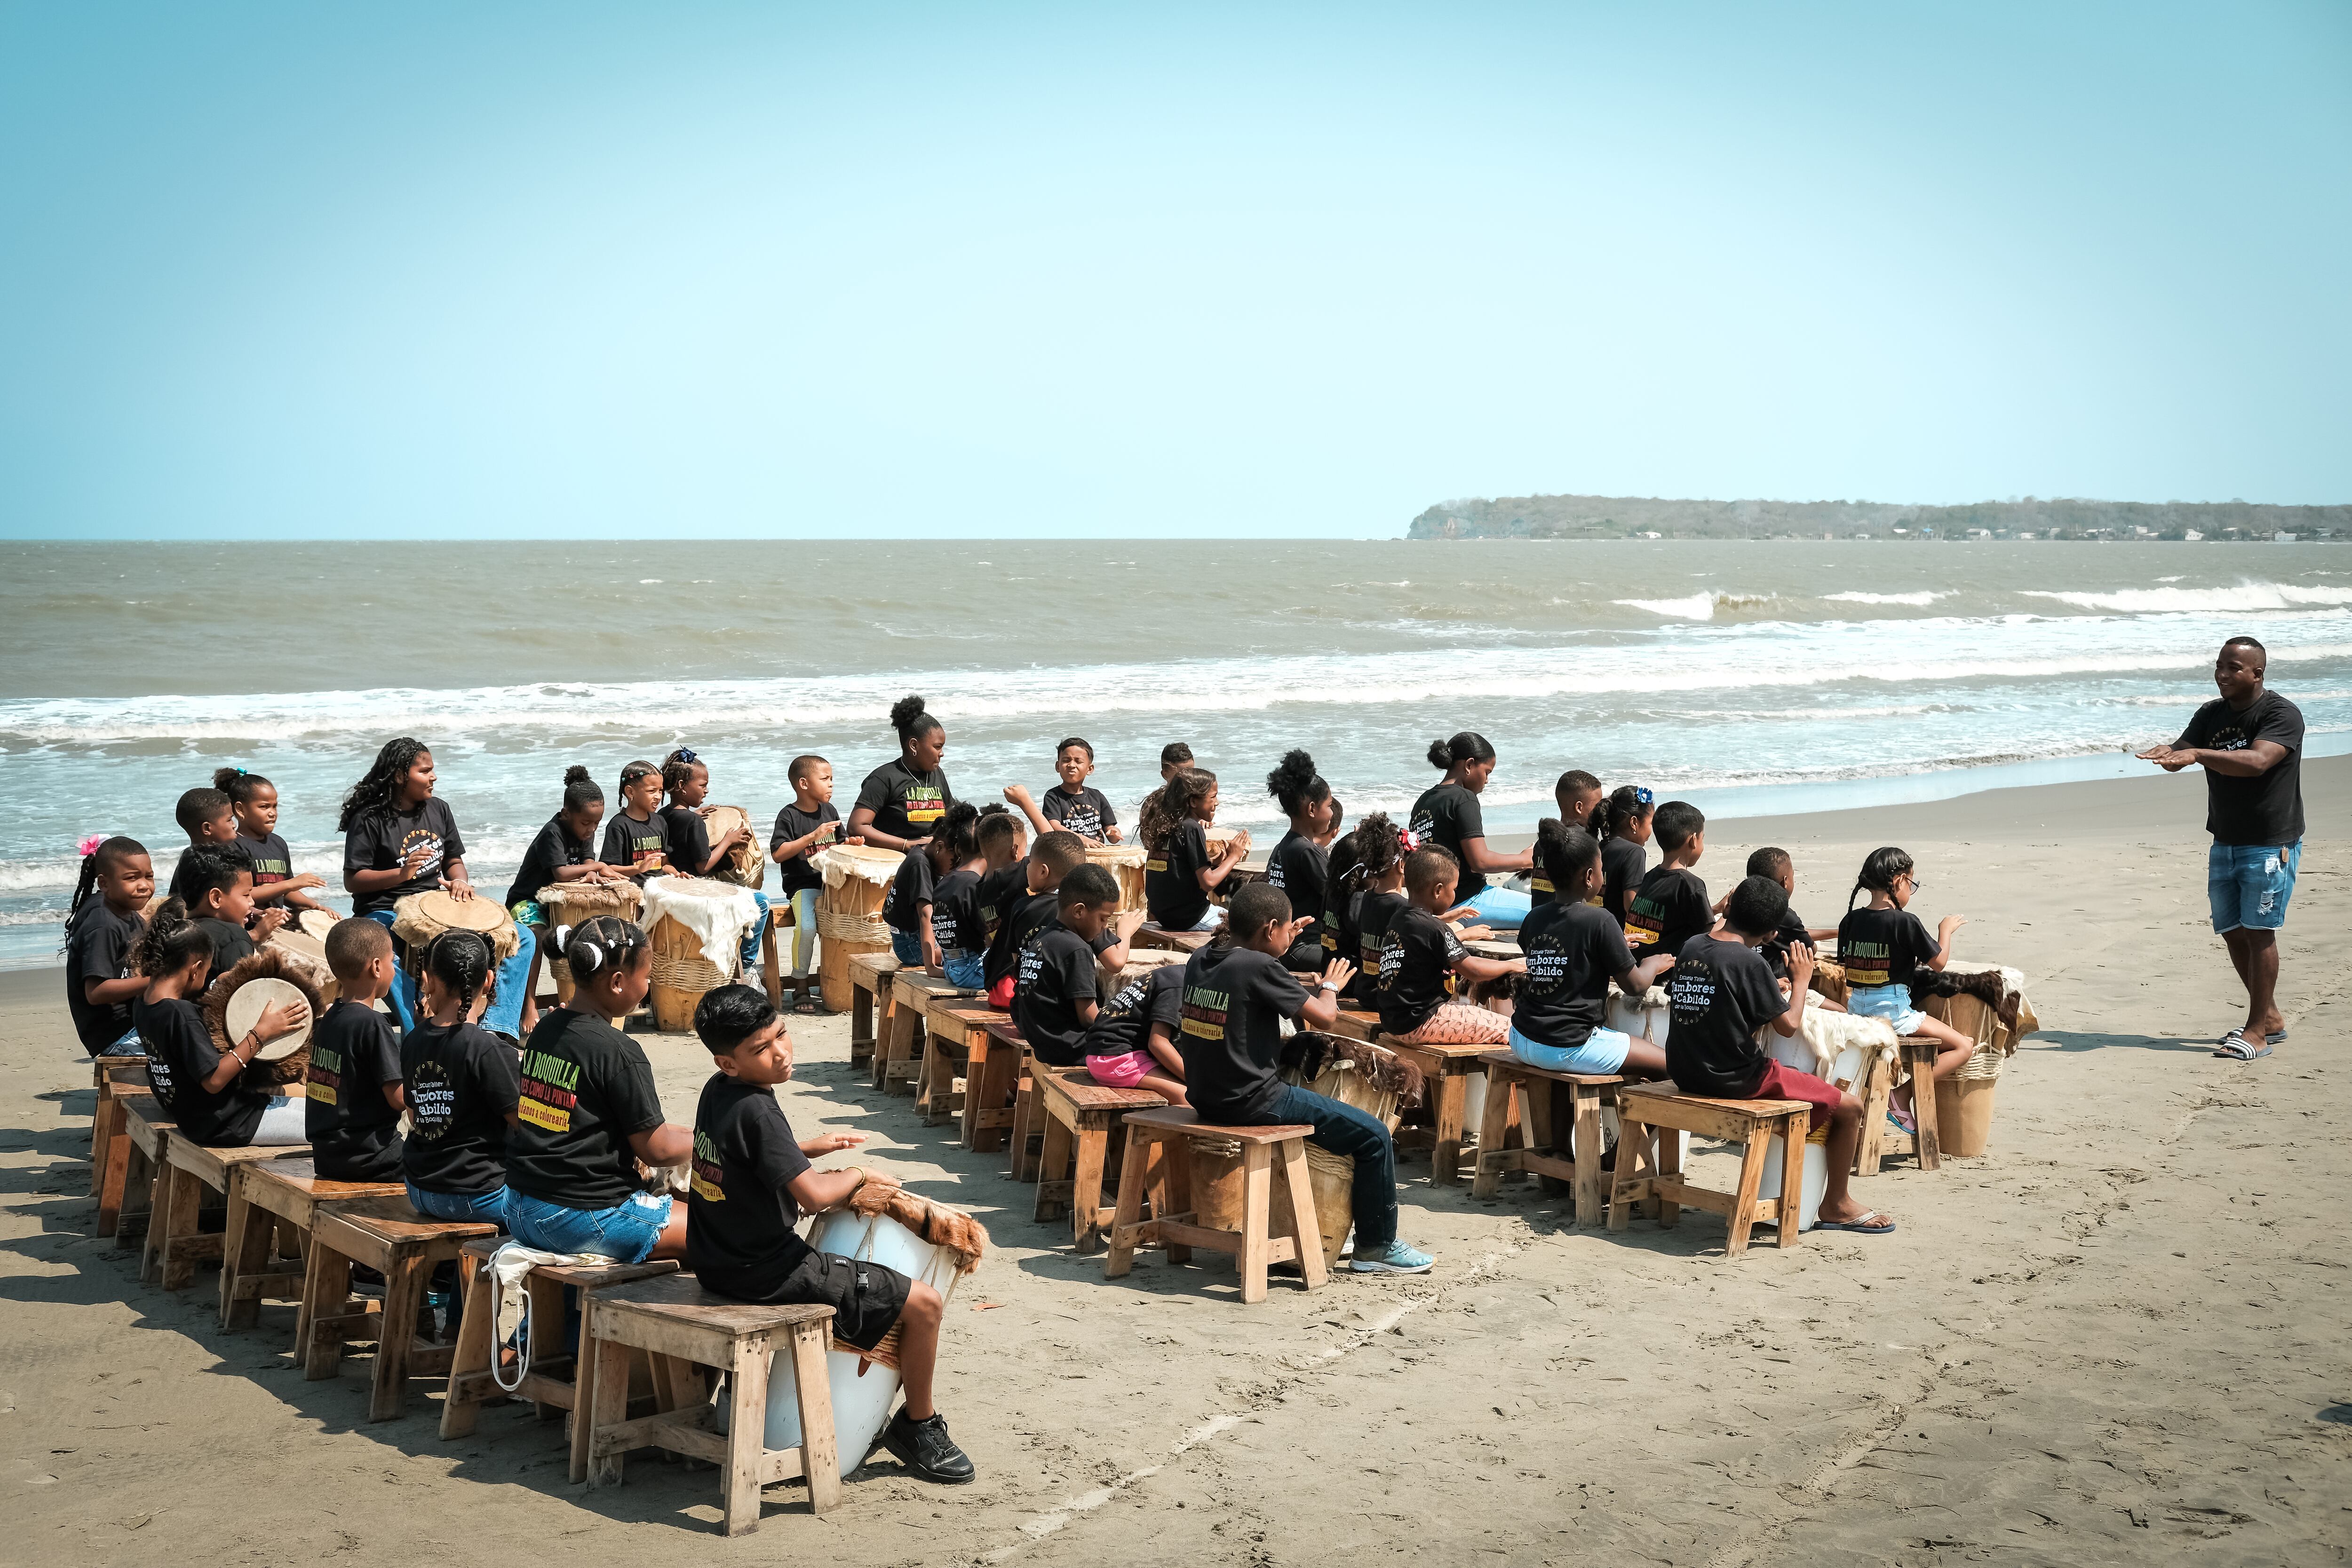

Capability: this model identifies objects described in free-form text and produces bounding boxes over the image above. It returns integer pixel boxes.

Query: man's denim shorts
[2209,841,2299,934]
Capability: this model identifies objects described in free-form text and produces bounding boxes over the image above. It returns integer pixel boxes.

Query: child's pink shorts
[1085,1051,1154,1089]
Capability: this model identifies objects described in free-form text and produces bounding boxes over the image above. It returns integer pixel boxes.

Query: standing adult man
[2137,637,2304,1059]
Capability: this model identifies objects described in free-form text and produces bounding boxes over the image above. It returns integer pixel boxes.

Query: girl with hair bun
[401,929,524,1224]
[849,695,954,852]
[64,835,153,1055]
[506,764,625,1038]
[1265,749,1335,971]
[1507,820,1673,1078]
[214,766,333,916]
[1409,731,1534,930]
[1589,784,1654,923]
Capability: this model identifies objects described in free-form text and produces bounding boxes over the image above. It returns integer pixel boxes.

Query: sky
[1,2,2347,541]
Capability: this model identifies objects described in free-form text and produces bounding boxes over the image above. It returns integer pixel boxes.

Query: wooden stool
[962,1018,1026,1154]
[1608,1082,1809,1257]
[1007,1040,1048,1181]
[921,999,994,1127]
[1035,1070,1164,1252]
[881,971,966,1096]
[147,1136,310,1291]
[585,1274,841,1535]
[846,952,901,1070]
[1854,1040,1944,1175]
[89,1057,148,1169]
[1471,1052,1623,1225]
[111,1095,173,1243]
[1381,1036,1496,1185]
[440,1238,679,1480]
[1327,1010,1381,1043]
[93,1072,153,1236]
[1105,1108,1326,1304]
[302,1196,498,1420]
[221,1157,407,1333]
[1132,925,1214,953]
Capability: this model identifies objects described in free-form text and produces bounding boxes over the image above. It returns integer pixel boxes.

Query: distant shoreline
[1411,493,2352,543]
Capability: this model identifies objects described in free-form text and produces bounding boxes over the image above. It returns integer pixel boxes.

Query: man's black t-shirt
[1663,936,1786,1098]
[930,867,985,955]
[599,811,671,878]
[1602,837,1647,922]
[505,1009,667,1210]
[882,847,937,935]
[687,1075,815,1300]
[402,1020,521,1195]
[1145,820,1212,930]
[855,759,953,844]
[660,805,713,878]
[1515,900,1634,1050]
[237,831,296,889]
[1041,785,1117,840]
[1624,866,1709,964]
[769,803,840,894]
[1376,905,1464,1036]
[1179,944,1307,1125]
[1409,782,1489,900]
[344,798,465,916]
[65,901,142,1050]
[193,916,255,988]
[1836,905,1939,995]
[508,816,595,908]
[1082,962,1185,1060]
[137,993,270,1146]
[304,1000,405,1181]
[1014,922,1101,1066]
[1267,830,1328,968]
[2178,692,2305,847]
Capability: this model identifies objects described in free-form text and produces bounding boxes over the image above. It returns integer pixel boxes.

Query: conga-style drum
[202,947,327,1090]
[1085,843,1147,914]
[1094,944,1184,1010]
[294,907,341,942]
[390,890,520,980]
[640,875,762,1033]
[535,880,644,1004]
[812,844,901,1013]
[267,926,340,1006]
[699,804,767,889]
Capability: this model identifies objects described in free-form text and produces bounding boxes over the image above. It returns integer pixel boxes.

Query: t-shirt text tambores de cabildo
[1662,934,1786,1099]
[343,797,465,916]
[2177,691,2305,847]
[402,1020,521,1196]
[686,1074,815,1300]
[1041,784,1118,841]
[1376,905,1465,1037]
[1144,819,1212,931]
[1623,865,1709,963]
[1353,889,1407,1008]
[504,1009,667,1210]
[1409,781,1489,901]
[856,759,954,844]
[1515,899,1637,1051]
[1179,944,1308,1125]
[1836,905,1939,996]
[305,1000,405,1182]
[1014,920,1101,1067]
[930,867,984,955]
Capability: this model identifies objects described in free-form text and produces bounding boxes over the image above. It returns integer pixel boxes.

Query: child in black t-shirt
[179,844,281,988]
[1013,866,1121,1067]
[772,755,850,1013]
[1530,771,1604,911]
[1589,785,1654,924]
[1509,820,1674,1077]
[165,786,243,907]
[1838,846,1972,1136]
[687,986,973,1485]
[1339,812,1410,1006]
[64,835,152,1054]
[215,767,333,915]
[132,900,310,1147]
[1040,737,1121,843]
[1623,801,1710,968]
[1665,877,1891,1234]
[1082,959,1188,1104]
[1724,846,1845,1005]
[1265,749,1334,971]
[1377,847,1524,1045]
[507,765,624,1036]
[983,830,1138,1009]
[306,917,406,1182]
[599,760,673,879]
[1139,768,1249,932]
[402,929,524,1223]
[919,804,988,990]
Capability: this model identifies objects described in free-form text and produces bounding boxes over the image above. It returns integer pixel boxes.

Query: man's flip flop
[2214,1031,2273,1060]
[1816,1211,1897,1234]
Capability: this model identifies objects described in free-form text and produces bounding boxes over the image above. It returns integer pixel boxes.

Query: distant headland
[1408,494,2351,542]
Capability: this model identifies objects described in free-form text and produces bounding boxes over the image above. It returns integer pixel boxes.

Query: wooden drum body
[1086,844,1147,914]
[641,876,760,1033]
[812,845,901,1013]
[535,881,644,1004]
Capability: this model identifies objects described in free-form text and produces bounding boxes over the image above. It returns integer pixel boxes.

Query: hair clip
[77,834,104,857]
[235,766,247,776]
[676,747,698,764]
[1398,828,1423,853]
[1635,787,1654,806]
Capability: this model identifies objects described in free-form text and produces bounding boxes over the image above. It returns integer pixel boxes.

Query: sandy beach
[4,759,2346,1567]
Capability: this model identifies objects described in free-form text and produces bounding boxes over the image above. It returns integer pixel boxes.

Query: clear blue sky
[2,2,2346,540]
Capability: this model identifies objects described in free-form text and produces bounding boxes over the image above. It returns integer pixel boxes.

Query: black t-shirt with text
[1267,831,1329,967]
[977,858,1030,983]
[505,1009,667,1210]
[1083,962,1185,1060]
[1353,891,1407,1008]
[1179,944,1307,1125]
[508,816,596,908]
[1377,905,1465,1036]
[769,802,841,893]
[137,993,270,1146]
[402,1020,521,1195]
[1663,936,1786,1099]
[65,901,142,1050]
[687,1074,816,1300]
[2177,692,2305,847]
[1410,782,1489,900]
[1836,905,1939,995]
[1515,899,1635,1050]
[599,810,671,878]
[305,1001,405,1181]
[1624,866,1709,963]
[1042,785,1117,840]
[1014,921,1102,1066]
[1602,837,1647,922]
[930,867,985,955]
[882,846,937,935]
[237,830,295,888]
[1145,819,1212,930]
[855,759,953,844]
[344,797,465,916]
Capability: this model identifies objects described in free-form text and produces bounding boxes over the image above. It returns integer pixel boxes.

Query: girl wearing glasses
[1838,847,1973,1136]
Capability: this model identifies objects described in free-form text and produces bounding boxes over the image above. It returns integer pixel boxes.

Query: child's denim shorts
[1847,983,1926,1036]
[943,951,985,990]
[891,929,925,965]
[505,1190,672,1264]
[1508,1023,1631,1075]
[408,1182,510,1226]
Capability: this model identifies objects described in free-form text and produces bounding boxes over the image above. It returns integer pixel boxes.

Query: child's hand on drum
[256,998,310,1041]
[252,907,288,939]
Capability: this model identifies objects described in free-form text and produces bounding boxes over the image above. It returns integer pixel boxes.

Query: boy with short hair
[1377,846,1525,1045]
[1623,801,1711,968]
[687,985,972,1484]
[1159,742,1194,781]
[180,844,282,986]
[165,787,242,907]
[306,918,406,1182]
[1012,865,1120,1066]
[770,755,845,1013]
[1740,846,1841,988]
[982,830,1139,1010]
[1665,876,1891,1234]
[1041,738,1121,843]
[1533,771,1605,910]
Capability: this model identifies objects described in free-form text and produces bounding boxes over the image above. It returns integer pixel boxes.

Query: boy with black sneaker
[686,985,974,1484]
[1623,800,1712,969]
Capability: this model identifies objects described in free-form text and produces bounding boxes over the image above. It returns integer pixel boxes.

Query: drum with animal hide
[812,844,901,1012]
[202,946,328,1090]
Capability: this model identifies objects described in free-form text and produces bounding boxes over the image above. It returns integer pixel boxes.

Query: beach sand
[4,761,2347,1565]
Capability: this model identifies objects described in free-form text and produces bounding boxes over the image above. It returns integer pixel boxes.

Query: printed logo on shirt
[901,784,946,826]
[689,1129,726,1203]
[1098,975,1150,1021]
[1668,959,1720,1021]
[244,845,292,884]
[1014,934,1050,1003]
[1522,934,1569,996]
[1529,874,1553,895]
[1376,938,1404,993]
[618,822,665,871]
[1143,858,1167,874]
[518,1048,580,1133]
[306,1042,343,1106]
[1623,893,1668,948]
[930,902,962,952]
[1179,983,1230,1042]
[399,829,446,878]
[144,1050,176,1104]
[1842,940,1894,988]
[408,1062,454,1141]
[1408,808,1436,843]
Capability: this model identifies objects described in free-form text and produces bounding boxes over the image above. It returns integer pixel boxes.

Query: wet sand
[3,759,2347,1565]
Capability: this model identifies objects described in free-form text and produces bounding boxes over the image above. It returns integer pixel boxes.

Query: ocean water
[5,539,2347,969]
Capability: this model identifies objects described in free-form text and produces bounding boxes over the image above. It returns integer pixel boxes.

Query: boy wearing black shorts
[686,986,974,1484]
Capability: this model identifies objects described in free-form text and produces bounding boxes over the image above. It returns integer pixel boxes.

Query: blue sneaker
[1349,1240,1434,1275]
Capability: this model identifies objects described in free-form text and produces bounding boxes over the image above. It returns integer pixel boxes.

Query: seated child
[132,900,309,1147]
[507,765,622,1036]
[1345,813,1410,1006]
[1180,883,1432,1274]
[1081,956,1189,1105]
[1531,770,1604,911]
[983,830,1136,1010]
[1838,847,1972,1134]
[1012,865,1120,1067]
[1509,820,1674,1076]
[1622,800,1708,966]
[1591,784,1654,923]
[215,767,333,914]
[165,785,241,907]
[1159,741,1194,781]
[1728,846,1846,1007]
[598,760,673,878]
[882,835,944,968]
[687,986,972,1484]
[1320,823,1367,1004]
[1666,876,1891,1234]
[1265,749,1334,971]
[661,747,771,971]
[1139,768,1249,932]
[180,843,283,987]
[923,804,988,990]
[503,919,692,1262]
[1376,847,1526,1046]
[1041,737,1120,842]
[304,917,406,1183]
[401,929,523,1224]
[64,835,153,1056]
[771,755,847,1013]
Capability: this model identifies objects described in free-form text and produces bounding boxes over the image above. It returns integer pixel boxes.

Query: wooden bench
[881,971,969,1096]
[1132,925,1214,954]
[89,1056,148,1177]
[1608,1082,1809,1257]
[302,1196,499,1420]
[846,952,902,1070]
[111,1094,173,1244]
[221,1157,407,1333]
[92,1067,153,1236]
[440,1238,679,1481]
[921,999,996,1128]
[1105,1108,1326,1304]
[962,1017,1026,1154]
[1033,1070,1165,1252]
[1470,1053,1623,1225]
[147,1135,310,1291]
[1854,1040,1945,1175]
[585,1274,841,1535]
[1326,1010,1382,1043]
[1380,1036,1496,1186]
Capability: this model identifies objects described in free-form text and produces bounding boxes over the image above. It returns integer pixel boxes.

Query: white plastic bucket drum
[1754,1002,1891,1231]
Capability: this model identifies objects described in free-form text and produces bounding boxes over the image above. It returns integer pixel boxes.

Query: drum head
[225,976,313,1060]
[295,907,340,941]
[666,876,740,900]
[271,929,329,968]
[416,890,508,934]
[703,804,749,840]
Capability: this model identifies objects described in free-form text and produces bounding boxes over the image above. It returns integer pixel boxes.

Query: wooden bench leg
[439,1252,496,1440]
[1905,1042,1943,1170]
[157,1163,206,1290]
[1069,1124,1112,1255]
[96,1111,139,1236]
[787,1318,841,1516]
[881,998,922,1096]
[1239,1143,1273,1305]
[1776,1115,1807,1250]
[303,1240,353,1379]
[1033,1113,1073,1225]
[1853,1050,1892,1176]
[1470,1072,1513,1198]
[1276,1139,1327,1289]
[89,1090,122,1194]
[869,989,901,1090]
[219,1179,275,1330]
[1430,1069,1468,1185]
[722,1336,770,1535]
[140,1155,175,1282]
[1158,1135,1192,1264]
[850,985,875,1067]
[113,1137,156,1244]
[1524,1078,1564,1197]
[1104,1124,1151,1279]
[1608,1111,1648,1231]
[369,1250,429,1421]
[1655,1121,1684,1228]
[1724,1133,1770,1258]
[761,923,782,1009]
[968,1040,1020,1155]
[1572,1084,1607,1226]
[587,1329,633,1487]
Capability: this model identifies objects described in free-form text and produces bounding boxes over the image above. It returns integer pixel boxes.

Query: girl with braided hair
[1139,767,1249,932]
[64,835,152,1055]
[134,899,309,1147]
[400,929,524,1223]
